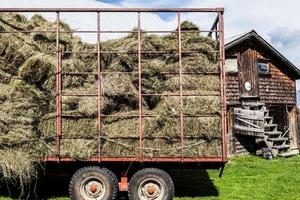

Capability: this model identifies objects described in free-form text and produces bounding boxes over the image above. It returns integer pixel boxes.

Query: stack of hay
[0,13,222,184]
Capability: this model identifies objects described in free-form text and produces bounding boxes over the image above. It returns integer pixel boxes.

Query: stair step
[235,113,264,121]
[264,131,282,136]
[256,138,265,143]
[264,124,277,127]
[234,125,264,133]
[272,145,290,150]
[267,137,289,142]
[264,116,273,120]
[277,150,299,158]
[242,102,265,106]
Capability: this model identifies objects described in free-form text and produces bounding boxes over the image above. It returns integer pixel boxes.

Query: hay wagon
[0,8,226,200]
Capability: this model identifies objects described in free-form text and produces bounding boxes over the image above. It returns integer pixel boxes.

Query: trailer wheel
[69,166,118,200]
[128,168,174,200]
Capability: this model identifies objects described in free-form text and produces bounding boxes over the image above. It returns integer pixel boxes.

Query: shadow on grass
[0,169,219,199]
[171,169,219,197]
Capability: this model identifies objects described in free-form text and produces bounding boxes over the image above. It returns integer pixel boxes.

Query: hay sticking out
[0,148,34,187]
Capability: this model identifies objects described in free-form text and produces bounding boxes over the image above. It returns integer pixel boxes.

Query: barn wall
[226,74,239,104]
[225,41,298,156]
[225,45,296,105]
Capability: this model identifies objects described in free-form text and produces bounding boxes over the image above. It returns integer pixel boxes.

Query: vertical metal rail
[137,12,143,160]
[97,12,102,162]
[218,11,227,161]
[177,12,184,161]
[55,12,62,158]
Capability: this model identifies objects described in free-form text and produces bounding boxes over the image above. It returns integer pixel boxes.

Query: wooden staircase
[233,102,299,158]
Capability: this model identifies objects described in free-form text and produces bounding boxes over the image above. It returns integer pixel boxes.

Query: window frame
[225,56,238,74]
[257,59,270,75]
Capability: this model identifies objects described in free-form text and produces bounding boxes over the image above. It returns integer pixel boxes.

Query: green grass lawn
[1,155,300,200]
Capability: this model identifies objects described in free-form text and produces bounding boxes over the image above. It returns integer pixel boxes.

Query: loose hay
[0,14,223,186]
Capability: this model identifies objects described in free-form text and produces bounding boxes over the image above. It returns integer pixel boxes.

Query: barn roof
[225,30,300,79]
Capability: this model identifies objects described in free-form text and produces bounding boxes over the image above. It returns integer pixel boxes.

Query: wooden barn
[225,30,300,157]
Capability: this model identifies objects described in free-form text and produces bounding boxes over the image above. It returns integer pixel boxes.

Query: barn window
[225,58,238,73]
[257,60,269,74]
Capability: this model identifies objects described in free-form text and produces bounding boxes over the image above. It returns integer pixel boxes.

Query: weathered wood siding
[226,45,296,105]
[238,48,259,98]
[226,74,239,104]
[258,64,296,104]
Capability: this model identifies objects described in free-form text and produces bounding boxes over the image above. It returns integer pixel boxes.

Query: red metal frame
[0,8,226,163]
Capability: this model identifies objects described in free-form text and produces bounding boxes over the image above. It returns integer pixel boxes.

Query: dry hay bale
[45,139,97,159]
[102,116,138,137]
[29,14,73,53]
[0,34,33,75]
[61,58,88,88]
[164,74,220,92]
[183,138,222,157]
[164,55,220,73]
[142,139,181,157]
[0,80,48,141]
[183,117,221,137]
[71,36,97,67]
[18,53,55,87]
[100,138,138,157]
[103,73,138,96]
[0,70,12,84]
[155,95,221,116]
[0,148,33,187]
[39,113,98,138]
[0,13,29,31]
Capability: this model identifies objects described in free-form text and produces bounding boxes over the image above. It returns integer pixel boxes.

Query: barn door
[238,48,258,99]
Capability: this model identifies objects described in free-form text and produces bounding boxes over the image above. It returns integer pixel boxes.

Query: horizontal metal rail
[0,30,220,34]
[0,8,224,12]
[60,93,221,97]
[54,136,222,140]
[59,114,221,118]
[43,156,224,163]
[61,71,220,75]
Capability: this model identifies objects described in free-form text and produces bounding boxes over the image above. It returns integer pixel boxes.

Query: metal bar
[61,93,98,97]
[62,72,98,75]
[137,12,143,160]
[208,14,219,37]
[62,50,219,54]
[218,11,227,162]
[0,8,224,12]
[42,156,224,163]
[61,71,220,75]
[141,93,220,96]
[97,12,102,162]
[0,30,220,34]
[59,114,220,118]
[55,12,62,159]
[177,12,184,162]
[58,136,222,140]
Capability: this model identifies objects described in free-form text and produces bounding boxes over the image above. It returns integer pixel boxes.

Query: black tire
[128,168,174,200]
[69,166,118,200]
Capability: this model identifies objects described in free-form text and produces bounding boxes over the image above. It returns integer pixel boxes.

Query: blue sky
[2,0,300,88]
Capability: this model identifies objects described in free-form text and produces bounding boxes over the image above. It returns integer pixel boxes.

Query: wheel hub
[139,179,163,200]
[143,183,160,198]
[80,177,105,199]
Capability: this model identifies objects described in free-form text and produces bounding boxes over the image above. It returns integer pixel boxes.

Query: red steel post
[55,12,62,158]
[137,12,143,160]
[219,11,227,162]
[97,12,102,162]
[177,12,184,161]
